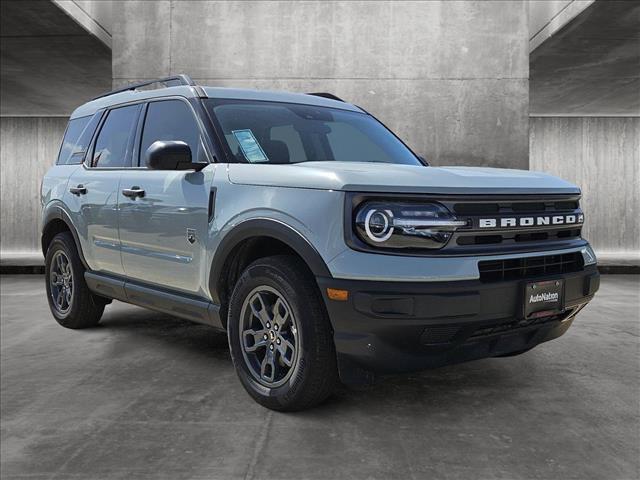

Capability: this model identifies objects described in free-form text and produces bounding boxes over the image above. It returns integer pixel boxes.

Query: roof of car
[70,85,363,119]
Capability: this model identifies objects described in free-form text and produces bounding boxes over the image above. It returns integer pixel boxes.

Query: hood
[228,162,580,195]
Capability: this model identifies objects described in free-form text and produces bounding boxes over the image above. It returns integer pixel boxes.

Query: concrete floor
[1,275,638,480]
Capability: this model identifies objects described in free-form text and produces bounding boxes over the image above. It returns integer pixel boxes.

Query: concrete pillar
[0,117,68,255]
[113,0,529,169]
[530,117,640,262]
[0,1,111,262]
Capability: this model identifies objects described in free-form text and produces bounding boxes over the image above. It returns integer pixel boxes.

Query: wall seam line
[168,0,173,76]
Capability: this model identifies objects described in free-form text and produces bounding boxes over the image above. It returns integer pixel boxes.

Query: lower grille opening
[478,252,584,282]
[469,309,574,339]
[420,325,460,345]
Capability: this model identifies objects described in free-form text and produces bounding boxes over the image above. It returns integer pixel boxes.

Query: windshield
[205,99,421,166]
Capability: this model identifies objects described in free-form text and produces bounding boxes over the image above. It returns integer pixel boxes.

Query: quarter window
[57,113,101,165]
[91,105,140,168]
[139,100,203,166]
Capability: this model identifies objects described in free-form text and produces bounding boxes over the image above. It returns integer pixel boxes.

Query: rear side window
[91,105,140,168]
[139,100,204,165]
[57,113,101,165]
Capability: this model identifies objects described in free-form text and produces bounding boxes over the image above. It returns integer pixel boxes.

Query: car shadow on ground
[97,302,526,414]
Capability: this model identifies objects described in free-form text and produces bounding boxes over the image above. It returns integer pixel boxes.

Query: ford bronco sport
[41,75,600,411]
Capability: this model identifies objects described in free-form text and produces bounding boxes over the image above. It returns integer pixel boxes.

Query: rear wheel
[45,232,105,329]
[227,255,338,411]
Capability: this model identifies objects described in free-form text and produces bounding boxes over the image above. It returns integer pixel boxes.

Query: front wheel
[227,255,338,411]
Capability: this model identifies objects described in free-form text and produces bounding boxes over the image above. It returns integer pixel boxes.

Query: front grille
[453,203,499,215]
[453,200,579,215]
[456,228,581,246]
[478,252,584,282]
[448,195,584,253]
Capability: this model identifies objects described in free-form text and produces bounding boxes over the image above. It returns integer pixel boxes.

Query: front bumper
[317,266,599,384]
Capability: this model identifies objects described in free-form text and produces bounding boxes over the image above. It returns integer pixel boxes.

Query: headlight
[354,201,466,250]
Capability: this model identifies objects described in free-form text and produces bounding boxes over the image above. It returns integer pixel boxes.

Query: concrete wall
[113,0,529,169]
[0,117,67,255]
[0,0,111,117]
[60,0,112,35]
[0,1,110,262]
[529,1,640,117]
[530,116,640,262]
[528,0,594,52]
[52,0,113,48]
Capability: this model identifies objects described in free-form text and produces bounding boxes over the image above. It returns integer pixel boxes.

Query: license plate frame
[523,279,565,319]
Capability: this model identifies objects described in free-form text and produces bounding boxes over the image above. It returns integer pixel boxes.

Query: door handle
[122,186,145,199]
[69,184,87,196]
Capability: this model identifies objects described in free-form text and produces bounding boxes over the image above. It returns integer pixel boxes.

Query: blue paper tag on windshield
[232,129,269,163]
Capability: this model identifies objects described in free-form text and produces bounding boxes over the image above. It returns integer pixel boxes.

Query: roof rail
[306,92,345,102]
[92,74,196,101]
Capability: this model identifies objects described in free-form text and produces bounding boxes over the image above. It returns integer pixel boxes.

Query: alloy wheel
[50,251,73,315]
[239,286,300,387]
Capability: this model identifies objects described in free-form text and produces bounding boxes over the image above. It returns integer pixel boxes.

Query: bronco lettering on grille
[478,214,583,229]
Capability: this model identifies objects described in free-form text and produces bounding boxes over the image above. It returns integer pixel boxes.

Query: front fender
[207,217,332,305]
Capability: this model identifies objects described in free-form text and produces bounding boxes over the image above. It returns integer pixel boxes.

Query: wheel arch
[208,219,331,327]
[41,205,89,270]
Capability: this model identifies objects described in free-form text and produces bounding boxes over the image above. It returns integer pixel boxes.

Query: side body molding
[208,218,332,305]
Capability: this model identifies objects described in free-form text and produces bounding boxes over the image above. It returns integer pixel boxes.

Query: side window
[139,100,203,166]
[91,105,140,168]
[57,113,101,165]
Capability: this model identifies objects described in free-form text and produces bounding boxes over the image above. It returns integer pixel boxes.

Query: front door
[117,99,215,295]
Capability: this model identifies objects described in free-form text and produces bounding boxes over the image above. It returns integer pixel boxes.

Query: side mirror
[145,140,206,171]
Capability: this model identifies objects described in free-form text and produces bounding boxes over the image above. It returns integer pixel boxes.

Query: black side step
[85,272,222,329]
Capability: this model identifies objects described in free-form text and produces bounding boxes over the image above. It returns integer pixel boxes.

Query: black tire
[227,255,338,411]
[44,232,105,329]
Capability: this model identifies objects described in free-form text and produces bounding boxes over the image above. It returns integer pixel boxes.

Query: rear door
[117,98,215,294]
[66,104,141,275]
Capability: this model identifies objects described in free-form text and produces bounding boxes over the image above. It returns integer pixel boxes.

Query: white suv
[41,75,600,410]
